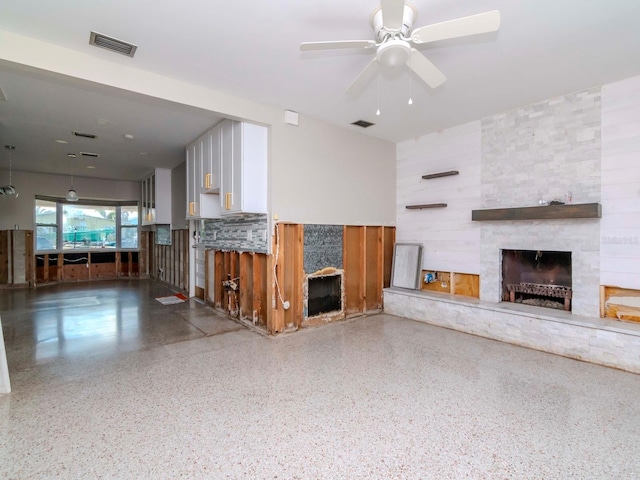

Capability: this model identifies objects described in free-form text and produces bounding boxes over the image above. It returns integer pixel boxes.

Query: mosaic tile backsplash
[202,213,269,253]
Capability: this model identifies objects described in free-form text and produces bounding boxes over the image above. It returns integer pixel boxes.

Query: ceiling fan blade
[408,49,446,88]
[411,10,500,44]
[381,0,406,31]
[346,59,380,97]
[300,40,376,51]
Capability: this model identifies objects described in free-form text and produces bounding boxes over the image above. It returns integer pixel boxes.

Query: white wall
[0,170,139,230]
[601,75,640,289]
[171,162,188,230]
[270,117,396,225]
[0,29,396,227]
[396,122,481,273]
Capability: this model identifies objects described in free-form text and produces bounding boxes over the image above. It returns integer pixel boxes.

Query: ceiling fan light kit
[300,0,500,96]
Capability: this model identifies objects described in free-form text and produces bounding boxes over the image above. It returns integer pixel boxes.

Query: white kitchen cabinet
[201,123,221,194]
[186,133,220,220]
[220,120,267,215]
[141,168,171,225]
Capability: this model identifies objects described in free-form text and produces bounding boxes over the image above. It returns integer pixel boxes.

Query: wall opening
[308,274,342,317]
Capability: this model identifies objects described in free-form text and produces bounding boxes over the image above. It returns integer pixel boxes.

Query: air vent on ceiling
[80,152,100,158]
[73,131,97,139]
[89,31,137,57]
[351,120,375,128]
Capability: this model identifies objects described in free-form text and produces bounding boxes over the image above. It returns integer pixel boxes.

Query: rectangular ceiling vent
[89,31,137,57]
[73,131,97,139]
[80,152,100,158]
[351,120,375,128]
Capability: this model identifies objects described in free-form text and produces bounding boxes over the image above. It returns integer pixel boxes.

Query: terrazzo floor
[1,280,640,479]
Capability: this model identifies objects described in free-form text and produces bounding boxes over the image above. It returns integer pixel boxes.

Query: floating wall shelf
[406,203,448,210]
[471,203,602,221]
[421,170,459,180]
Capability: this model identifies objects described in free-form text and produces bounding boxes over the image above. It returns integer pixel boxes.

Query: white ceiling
[1,0,640,181]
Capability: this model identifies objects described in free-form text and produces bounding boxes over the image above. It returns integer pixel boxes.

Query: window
[35,197,138,252]
[35,199,57,251]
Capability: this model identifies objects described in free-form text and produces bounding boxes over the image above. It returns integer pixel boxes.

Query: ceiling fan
[300,0,500,96]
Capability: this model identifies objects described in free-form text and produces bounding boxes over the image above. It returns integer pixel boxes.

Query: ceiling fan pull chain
[376,76,381,116]
[408,57,413,105]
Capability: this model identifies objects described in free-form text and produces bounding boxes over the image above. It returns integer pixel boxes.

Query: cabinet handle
[205,173,211,190]
[225,192,232,210]
[189,201,195,216]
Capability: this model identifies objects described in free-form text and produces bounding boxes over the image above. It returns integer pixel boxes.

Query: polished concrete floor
[1,280,640,479]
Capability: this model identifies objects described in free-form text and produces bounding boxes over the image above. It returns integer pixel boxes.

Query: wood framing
[344,226,365,316]
[198,223,395,335]
[601,286,640,323]
[421,270,480,298]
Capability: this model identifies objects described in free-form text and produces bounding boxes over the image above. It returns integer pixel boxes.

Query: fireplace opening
[502,250,572,311]
[308,274,342,317]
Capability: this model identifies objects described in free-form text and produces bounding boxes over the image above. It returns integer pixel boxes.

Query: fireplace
[502,250,572,311]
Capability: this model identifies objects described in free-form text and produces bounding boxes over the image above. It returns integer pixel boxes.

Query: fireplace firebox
[502,250,572,311]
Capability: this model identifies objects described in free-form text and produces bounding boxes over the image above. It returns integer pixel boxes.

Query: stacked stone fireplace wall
[479,88,601,317]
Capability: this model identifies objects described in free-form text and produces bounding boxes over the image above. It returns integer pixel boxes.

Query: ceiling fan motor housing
[370,4,417,41]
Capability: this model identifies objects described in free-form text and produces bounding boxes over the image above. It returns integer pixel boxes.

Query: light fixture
[66,155,79,202]
[66,183,79,202]
[0,145,18,197]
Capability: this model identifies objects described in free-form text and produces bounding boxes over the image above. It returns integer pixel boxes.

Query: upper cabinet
[221,120,268,215]
[141,168,172,225]
[186,119,267,219]
[186,130,220,220]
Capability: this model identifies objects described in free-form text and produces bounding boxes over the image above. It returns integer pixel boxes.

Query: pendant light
[1,145,18,197]
[66,153,79,202]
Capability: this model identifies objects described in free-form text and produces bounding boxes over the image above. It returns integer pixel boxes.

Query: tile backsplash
[202,213,269,253]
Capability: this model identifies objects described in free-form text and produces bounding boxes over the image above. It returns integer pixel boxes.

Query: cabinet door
[221,119,236,212]
[202,125,221,193]
[186,143,199,219]
[229,121,243,213]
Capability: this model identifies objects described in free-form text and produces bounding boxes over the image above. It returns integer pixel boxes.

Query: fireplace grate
[507,282,572,311]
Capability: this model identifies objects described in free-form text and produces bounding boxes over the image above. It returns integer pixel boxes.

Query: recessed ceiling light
[55,139,69,144]
[139,152,148,156]
[124,134,134,140]
[86,166,96,169]
[67,153,77,158]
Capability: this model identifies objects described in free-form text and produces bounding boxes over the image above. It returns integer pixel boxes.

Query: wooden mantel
[471,203,602,221]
